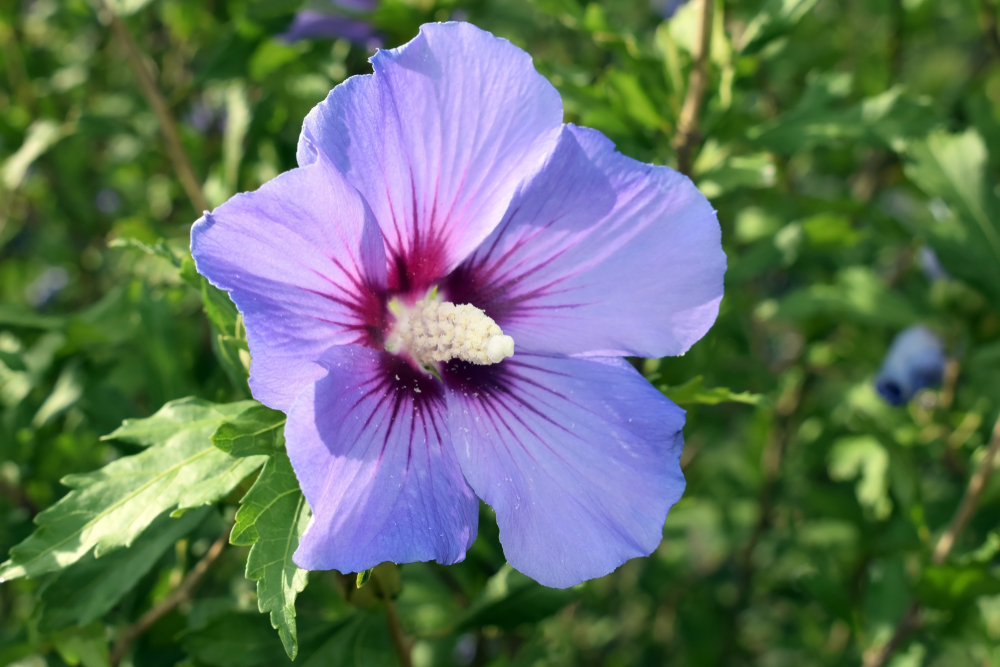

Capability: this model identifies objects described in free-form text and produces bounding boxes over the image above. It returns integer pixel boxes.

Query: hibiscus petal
[445,124,725,359]
[191,155,387,411]
[444,354,686,588]
[288,345,478,572]
[297,22,563,292]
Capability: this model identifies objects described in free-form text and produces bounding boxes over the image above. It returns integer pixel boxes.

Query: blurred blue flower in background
[185,97,220,134]
[918,245,950,282]
[25,266,69,307]
[279,0,380,47]
[651,0,690,19]
[94,187,121,215]
[875,325,945,406]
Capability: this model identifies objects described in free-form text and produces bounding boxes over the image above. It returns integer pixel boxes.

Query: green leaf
[695,150,776,199]
[0,349,27,371]
[798,572,853,622]
[828,436,892,520]
[773,266,918,327]
[749,83,937,153]
[230,452,310,659]
[182,611,394,667]
[107,397,256,448]
[212,404,286,457]
[32,363,84,428]
[39,508,210,630]
[917,565,1000,608]
[738,0,819,54]
[202,277,240,336]
[905,129,1000,305]
[182,611,299,667]
[105,0,156,16]
[800,213,859,248]
[49,625,110,667]
[661,375,765,406]
[200,278,251,393]
[356,568,373,589]
[179,257,202,289]
[110,247,245,392]
[212,328,252,395]
[2,119,74,190]
[249,40,304,82]
[0,303,67,330]
[452,565,576,632]
[0,398,265,581]
[247,0,306,20]
[299,613,396,667]
[604,70,665,132]
[107,236,185,268]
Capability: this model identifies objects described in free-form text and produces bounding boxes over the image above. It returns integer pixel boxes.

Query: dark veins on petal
[384,169,451,295]
[304,257,388,349]
[443,357,575,455]
[356,353,448,455]
[443,240,580,329]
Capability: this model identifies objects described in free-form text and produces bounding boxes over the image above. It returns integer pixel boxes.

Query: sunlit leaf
[0,398,264,580]
[905,129,1000,305]
[212,403,286,457]
[661,375,765,406]
[828,436,892,520]
[38,508,210,630]
[2,119,74,190]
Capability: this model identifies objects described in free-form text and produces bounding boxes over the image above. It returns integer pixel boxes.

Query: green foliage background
[2,0,1000,665]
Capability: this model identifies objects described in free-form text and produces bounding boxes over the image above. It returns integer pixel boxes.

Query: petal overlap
[297,22,564,292]
[191,155,387,411]
[287,345,479,572]
[444,354,687,588]
[445,124,725,359]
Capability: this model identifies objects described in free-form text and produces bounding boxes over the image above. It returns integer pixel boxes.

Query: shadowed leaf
[230,452,310,659]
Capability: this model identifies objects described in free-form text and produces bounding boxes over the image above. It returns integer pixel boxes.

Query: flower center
[385,296,515,369]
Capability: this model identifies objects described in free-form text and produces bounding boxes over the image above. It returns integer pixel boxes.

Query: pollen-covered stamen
[385,297,515,367]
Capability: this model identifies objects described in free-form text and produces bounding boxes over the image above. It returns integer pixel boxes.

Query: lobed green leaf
[212,403,286,457]
[230,451,310,659]
[0,398,265,581]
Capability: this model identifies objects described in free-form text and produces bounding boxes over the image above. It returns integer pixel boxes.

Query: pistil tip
[487,335,515,363]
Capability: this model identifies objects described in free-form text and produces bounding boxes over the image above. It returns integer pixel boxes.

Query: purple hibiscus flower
[191,22,725,588]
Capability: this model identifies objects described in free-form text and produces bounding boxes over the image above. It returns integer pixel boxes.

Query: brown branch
[931,413,1000,564]
[109,528,229,667]
[96,1,210,214]
[863,411,1000,667]
[671,0,714,176]
[372,571,413,667]
[722,373,804,662]
[383,598,413,667]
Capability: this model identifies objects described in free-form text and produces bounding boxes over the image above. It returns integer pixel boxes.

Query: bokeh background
[2,0,1000,665]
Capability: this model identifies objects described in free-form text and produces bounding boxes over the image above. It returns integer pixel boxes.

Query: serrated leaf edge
[0,446,216,580]
[245,491,308,660]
